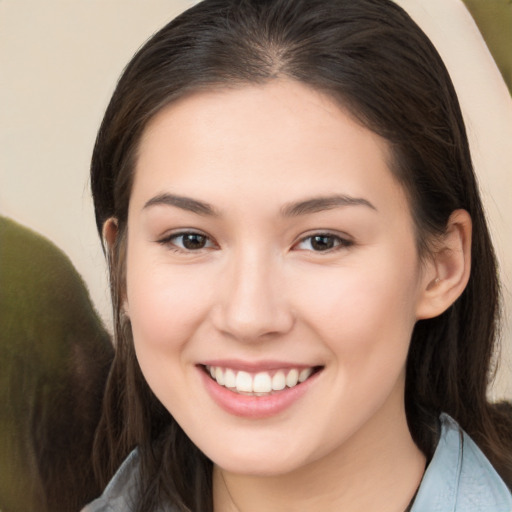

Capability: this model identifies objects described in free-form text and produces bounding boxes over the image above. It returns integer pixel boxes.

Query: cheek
[291,253,421,373]
[294,262,419,429]
[124,249,218,413]
[125,247,213,357]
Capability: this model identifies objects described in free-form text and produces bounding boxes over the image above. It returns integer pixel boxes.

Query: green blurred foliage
[0,216,113,512]
[462,0,512,93]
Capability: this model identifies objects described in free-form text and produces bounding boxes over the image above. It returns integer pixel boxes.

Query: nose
[211,250,295,341]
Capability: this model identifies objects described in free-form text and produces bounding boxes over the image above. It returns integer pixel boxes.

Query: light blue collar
[411,414,511,511]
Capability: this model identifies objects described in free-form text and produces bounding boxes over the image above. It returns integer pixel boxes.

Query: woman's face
[124,80,433,476]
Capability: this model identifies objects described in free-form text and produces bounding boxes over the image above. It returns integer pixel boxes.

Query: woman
[84,0,512,510]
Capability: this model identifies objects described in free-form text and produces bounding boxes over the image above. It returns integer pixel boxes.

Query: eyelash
[294,233,353,253]
[158,231,215,252]
[157,231,353,254]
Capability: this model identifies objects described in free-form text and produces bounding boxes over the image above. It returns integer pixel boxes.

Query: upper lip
[199,359,321,372]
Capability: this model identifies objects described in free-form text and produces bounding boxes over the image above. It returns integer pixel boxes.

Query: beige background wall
[1,0,511,398]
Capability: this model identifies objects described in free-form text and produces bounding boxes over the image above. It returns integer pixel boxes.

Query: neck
[213,398,425,512]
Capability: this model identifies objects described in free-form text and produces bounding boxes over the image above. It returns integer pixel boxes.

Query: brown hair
[90,0,512,510]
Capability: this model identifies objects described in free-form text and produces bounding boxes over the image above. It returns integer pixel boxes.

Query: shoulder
[81,450,141,512]
[412,414,512,512]
[81,450,177,512]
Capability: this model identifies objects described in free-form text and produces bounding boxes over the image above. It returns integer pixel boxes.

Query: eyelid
[293,231,354,252]
[157,229,217,251]
[155,229,352,253]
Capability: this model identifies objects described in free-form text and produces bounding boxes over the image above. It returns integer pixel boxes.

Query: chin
[215,455,304,477]
[201,435,319,477]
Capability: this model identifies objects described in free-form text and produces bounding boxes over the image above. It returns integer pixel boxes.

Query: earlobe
[102,217,129,315]
[102,217,119,249]
[416,209,472,320]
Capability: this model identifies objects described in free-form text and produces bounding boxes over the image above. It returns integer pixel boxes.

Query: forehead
[138,80,385,161]
[132,80,409,218]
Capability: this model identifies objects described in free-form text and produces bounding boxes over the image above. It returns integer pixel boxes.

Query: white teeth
[206,365,316,395]
[253,372,272,393]
[224,368,236,388]
[299,367,313,382]
[286,368,299,387]
[272,371,286,391]
[235,371,253,392]
[215,367,225,386]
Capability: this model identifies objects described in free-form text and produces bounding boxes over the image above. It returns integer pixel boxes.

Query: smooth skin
[104,80,471,512]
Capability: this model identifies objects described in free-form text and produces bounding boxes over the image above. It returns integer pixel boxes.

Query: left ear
[416,209,472,320]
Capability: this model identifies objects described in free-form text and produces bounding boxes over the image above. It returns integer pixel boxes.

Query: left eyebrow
[143,193,219,216]
[281,195,377,217]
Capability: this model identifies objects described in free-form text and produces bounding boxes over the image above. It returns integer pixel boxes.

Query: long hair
[90,0,512,510]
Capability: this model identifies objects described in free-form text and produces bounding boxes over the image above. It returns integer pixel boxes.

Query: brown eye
[310,235,336,251]
[180,233,208,250]
[160,231,214,251]
[295,233,352,252]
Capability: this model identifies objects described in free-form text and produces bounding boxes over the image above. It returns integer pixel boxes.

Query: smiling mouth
[202,365,323,396]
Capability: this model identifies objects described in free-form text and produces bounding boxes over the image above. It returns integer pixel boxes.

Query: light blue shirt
[83,414,512,511]
[411,414,511,511]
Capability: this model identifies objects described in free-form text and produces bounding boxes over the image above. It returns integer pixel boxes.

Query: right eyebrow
[143,193,219,217]
[281,194,377,217]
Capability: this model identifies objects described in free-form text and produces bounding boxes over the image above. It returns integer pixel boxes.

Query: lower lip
[198,367,321,419]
